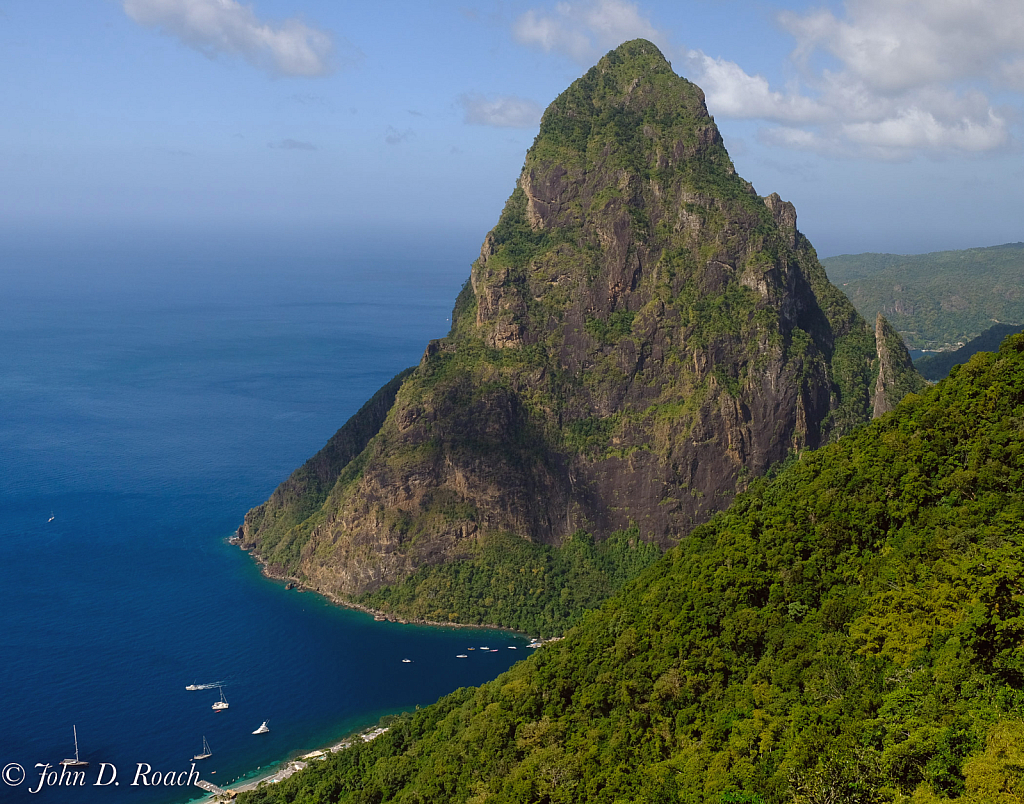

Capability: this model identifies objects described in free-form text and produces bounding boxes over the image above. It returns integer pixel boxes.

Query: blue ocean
[0,229,527,804]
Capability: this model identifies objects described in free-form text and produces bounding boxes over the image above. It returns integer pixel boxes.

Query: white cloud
[512,0,667,64]
[506,0,1023,158]
[759,126,824,153]
[459,94,543,128]
[1002,58,1024,92]
[689,0,1024,157]
[122,0,341,77]
[779,0,1024,95]
[842,109,1009,152]
[687,52,827,124]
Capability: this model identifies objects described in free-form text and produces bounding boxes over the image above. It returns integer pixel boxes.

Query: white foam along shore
[195,725,391,802]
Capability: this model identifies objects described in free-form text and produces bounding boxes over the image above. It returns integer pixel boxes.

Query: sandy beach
[191,636,561,802]
[196,724,391,802]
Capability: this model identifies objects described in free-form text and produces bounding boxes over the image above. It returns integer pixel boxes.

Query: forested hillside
[916,323,1024,381]
[356,528,661,636]
[237,333,1024,804]
[823,243,1024,351]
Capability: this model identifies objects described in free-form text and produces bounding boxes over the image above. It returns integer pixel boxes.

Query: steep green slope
[239,334,1024,804]
[357,528,660,636]
[916,323,1024,381]
[237,40,920,626]
[823,243,1024,351]
[239,368,414,572]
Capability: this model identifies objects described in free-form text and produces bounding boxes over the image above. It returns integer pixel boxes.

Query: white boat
[212,687,229,711]
[401,659,412,663]
[252,721,270,735]
[60,725,88,768]
[192,736,212,761]
[186,681,201,691]
[48,512,54,522]
[456,654,467,658]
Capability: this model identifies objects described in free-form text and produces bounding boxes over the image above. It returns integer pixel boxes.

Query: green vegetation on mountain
[916,323,1024,381]
[357,528,660,637]
[240,368,414,569]
[237,332,1024,804]
[823,243,1024,351]
[237,40,921,634]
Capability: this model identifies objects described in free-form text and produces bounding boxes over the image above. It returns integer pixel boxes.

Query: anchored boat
[193,736,212,760]
[60,725,88,768]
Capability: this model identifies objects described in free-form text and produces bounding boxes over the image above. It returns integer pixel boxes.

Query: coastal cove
[0,230,529,804]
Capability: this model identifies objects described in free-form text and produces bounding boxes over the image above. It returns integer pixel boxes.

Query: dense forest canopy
[237,333,1024,804]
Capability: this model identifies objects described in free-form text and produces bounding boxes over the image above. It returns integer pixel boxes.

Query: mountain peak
[239,46,923,601]
[542,38,681,116]
[530,39,723,177]
[604,37,671,65]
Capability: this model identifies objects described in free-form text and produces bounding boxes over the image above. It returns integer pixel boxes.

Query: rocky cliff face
[238,40,921,599]
[872,313,928,416]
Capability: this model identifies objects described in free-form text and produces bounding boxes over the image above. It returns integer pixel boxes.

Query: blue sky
[2,0,1022,257]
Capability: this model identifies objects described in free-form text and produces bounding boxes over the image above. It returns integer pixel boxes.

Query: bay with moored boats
[0,230,529,804]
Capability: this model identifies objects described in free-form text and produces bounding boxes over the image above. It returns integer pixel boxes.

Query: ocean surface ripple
[0,237,525,804]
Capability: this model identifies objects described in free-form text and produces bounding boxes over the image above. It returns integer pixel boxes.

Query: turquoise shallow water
[0,233,526,804]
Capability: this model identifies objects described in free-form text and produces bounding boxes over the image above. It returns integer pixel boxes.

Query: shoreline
[230,536,532,634]
[196,538,563,802]
[195,723,393,802]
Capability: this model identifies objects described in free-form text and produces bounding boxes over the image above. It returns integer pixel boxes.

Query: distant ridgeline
[823,242,1024,352]
[237,40,922,634]
[237,333,1024,804]
[916,323,1024,381]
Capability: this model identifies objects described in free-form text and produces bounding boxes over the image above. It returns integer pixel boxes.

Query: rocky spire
[873,313,927,417]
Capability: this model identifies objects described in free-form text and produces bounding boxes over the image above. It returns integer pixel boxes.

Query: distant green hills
[823,243,1024,351]
[237,333,1024,804]
[916,322,1024,380]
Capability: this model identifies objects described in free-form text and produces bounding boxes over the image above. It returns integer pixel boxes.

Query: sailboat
[48,511,54,522]
[212,687,229,711]
[252,721,270,735]
[192,736,212,761]
[60,725,88,768]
